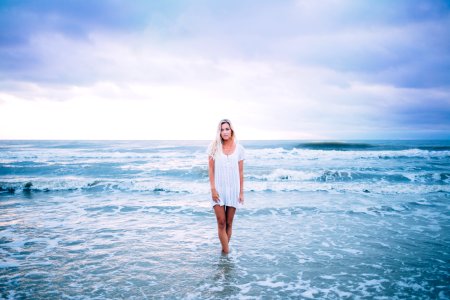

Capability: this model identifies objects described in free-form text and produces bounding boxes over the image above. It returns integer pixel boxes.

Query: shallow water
[1,140,449,299]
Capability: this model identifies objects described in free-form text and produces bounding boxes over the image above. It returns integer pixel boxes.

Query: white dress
[208,143,245,208]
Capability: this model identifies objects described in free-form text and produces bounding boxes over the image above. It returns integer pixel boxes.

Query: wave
[9,202,443,218]
[1,140,449,197]
[295,142,376,151]
[3,147,449,173]
[0,162,209,180]
[247,148,450,161]
[417,146,450,151]
[83,204,212,216]
[290,141,450,152]
[1,178,448,195]
[243,178,450,194]
[248,168,450,184]
[249,169,319,181]
[2,166,449,195]
[0,178,194,194]
[245,182,450,195]
[120,165,208,179]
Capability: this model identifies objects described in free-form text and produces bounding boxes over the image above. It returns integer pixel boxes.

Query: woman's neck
[222,139,234,147]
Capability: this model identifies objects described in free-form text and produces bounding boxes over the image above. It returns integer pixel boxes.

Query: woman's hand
[239,191,244,204]
[211,188,220,202]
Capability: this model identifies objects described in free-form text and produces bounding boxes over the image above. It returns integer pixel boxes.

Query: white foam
[256,276,287,288]
[341,248,363,255]
[245,181,450,194]
[301,288,319,298]
[252,169,320,181]
[0,177,208,194]
[246,148,450,161]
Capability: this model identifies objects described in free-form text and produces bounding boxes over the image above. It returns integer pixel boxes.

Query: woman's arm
[239,160,244,204]
[209,157,219,202]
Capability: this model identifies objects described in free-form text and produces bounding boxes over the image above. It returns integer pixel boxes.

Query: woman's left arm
[239,160,244,204]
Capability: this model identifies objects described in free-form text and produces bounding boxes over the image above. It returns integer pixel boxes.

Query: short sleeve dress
[208,143,245,208]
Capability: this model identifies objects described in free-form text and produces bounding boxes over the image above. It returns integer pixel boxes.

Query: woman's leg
[213,205,229,253]
[225,206,236,242]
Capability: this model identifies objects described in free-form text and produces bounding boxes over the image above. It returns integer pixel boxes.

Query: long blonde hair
[208,119,236,159]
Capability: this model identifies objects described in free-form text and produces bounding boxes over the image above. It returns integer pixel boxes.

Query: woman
[208,119,245,254]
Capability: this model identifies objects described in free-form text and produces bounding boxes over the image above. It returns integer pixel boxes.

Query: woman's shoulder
[236,143,245,160]
[207,141,218,159]
[236,143,245,151]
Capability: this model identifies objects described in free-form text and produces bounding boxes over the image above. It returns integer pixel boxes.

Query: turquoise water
[1,140,449,299]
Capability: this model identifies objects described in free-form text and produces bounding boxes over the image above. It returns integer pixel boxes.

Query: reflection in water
[211,252,240,296]
[215,253,235,280]
[22,190,33,199]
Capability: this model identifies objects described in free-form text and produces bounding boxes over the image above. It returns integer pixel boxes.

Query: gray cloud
[0,0,449,139]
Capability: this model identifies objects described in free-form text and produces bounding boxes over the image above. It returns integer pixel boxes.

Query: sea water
[0,140,449,299]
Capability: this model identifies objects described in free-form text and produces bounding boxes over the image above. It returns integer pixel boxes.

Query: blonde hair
[208,119,236,159]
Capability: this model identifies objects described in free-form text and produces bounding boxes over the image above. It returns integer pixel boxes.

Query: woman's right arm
[208,157,219,202]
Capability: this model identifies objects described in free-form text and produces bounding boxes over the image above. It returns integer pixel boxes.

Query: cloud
[0,0,449,139]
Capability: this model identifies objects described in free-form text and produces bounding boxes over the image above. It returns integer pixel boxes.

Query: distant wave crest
[248,168,450,184]
[0,179,193,194]
[295,142,375,150]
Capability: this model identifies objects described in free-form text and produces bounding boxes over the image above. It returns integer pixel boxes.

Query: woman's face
[220,123,232,141]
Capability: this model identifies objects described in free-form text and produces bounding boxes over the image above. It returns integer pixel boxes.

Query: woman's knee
[226,220,233,228]
[217,218,226,230]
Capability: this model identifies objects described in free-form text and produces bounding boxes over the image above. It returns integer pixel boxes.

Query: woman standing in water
[208,119,245,254]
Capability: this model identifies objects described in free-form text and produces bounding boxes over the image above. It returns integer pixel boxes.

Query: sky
[0,0,449,140]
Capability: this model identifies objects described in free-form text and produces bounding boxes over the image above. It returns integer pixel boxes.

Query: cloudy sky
[1,0,449,140]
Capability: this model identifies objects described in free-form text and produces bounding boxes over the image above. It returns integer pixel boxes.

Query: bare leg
[213,205,229,253]
[225,206,236,243]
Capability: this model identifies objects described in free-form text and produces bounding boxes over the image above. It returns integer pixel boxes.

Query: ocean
[1,140,449,299]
